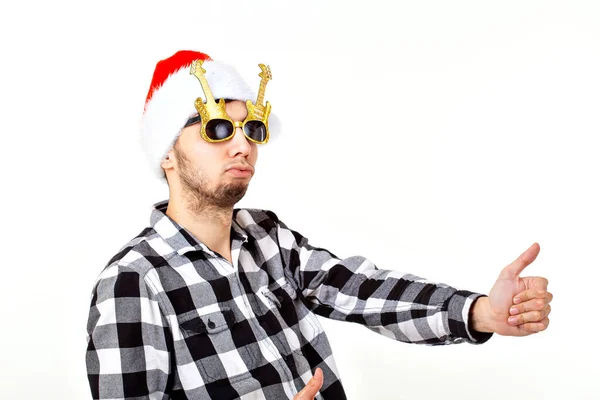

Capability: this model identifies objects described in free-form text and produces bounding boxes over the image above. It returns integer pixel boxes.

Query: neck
[165,190,234,263]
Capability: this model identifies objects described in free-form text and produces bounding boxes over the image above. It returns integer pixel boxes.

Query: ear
[160,149,176,174]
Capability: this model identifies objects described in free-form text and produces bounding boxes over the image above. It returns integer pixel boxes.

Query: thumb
[294,368,323,400]
[500,242,540,279]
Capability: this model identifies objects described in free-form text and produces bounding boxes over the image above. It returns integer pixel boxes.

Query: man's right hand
[293,368,323,400]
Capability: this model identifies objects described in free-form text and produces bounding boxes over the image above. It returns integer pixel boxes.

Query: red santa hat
[139,50,280,180]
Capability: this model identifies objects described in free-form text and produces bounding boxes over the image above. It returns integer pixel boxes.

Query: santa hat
[139,50,280,180]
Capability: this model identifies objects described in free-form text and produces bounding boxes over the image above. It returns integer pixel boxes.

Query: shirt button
[208,320,216,329]
[277,296,284,303]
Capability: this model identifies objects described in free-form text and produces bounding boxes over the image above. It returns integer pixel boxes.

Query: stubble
[173,142,248,214]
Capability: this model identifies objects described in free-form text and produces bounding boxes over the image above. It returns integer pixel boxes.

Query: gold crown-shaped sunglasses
[184,60,272,144]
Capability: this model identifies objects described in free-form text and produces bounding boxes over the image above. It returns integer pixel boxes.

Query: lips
[227,165,253,173]
[226,164,254,177]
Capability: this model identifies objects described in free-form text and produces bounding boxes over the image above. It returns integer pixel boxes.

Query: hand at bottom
[294,368,323,400]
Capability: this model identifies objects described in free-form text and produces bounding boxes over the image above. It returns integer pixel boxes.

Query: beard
[174,143,249,213]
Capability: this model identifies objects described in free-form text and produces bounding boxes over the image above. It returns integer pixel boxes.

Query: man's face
[166,100,258,209]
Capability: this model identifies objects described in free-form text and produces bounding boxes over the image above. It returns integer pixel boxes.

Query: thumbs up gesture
[471,243,553,336]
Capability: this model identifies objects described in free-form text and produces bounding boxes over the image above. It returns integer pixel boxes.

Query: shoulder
[90,227,169,302]
[233,208,305,248]
[233,208,283,231]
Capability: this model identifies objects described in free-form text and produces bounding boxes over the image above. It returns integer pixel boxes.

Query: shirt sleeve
[86,265,172,399]
[275,217,493,346]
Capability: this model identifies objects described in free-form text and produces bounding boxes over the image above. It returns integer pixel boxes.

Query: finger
[508,305,551,326]
[501,243,541,279]
[513,288,553,305]
[294,368,323,400]
[510,292,553,315]
[518,317,550,333]
[522,276,549,291]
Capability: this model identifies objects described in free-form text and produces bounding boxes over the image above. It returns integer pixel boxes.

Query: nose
[228,125,252,158]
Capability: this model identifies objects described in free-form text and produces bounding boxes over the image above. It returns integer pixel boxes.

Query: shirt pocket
[262,281,322,355]
[176,307,260,384]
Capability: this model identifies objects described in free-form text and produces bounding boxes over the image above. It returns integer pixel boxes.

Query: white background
[1,0,599,399]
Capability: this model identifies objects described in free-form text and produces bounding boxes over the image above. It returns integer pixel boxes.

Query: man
[86,50,553,400]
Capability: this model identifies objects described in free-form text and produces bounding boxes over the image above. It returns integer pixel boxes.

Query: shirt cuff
[446,290,494,344]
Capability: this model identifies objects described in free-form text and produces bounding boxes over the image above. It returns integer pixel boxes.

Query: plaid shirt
[86,200,492,400]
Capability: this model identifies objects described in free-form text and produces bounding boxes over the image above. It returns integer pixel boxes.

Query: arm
[86,265,171,399]
[276,219,492,345]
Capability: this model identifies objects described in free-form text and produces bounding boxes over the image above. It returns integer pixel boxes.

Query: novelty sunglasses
[186,60,273,145]
[183,112,268,144]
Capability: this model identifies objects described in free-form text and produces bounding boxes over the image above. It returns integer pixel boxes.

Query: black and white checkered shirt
[86,200,492,399]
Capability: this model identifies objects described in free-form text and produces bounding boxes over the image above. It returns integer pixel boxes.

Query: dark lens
[244,121,267,142]
[206,119,234,140]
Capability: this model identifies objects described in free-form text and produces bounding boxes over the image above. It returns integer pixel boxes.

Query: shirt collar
[150,200,247,257]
